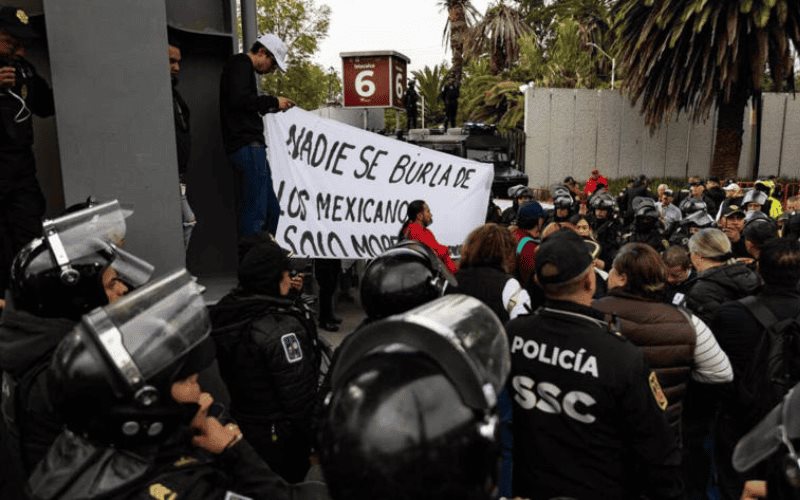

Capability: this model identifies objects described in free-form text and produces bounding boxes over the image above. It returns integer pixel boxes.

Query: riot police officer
[506,230,682,499]
[209,234,321,483]
[501,184,534,226]
[627,196,670,252]
[320,294,508,500]
[588,191,623,269]
[29,270,326,499]
[0,201,153,484]
[669,209,716,248]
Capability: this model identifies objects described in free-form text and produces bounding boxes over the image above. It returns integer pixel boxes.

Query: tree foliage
[614,0,800,127]
[439,0,481,83]
[465,0,533,74]
[412,64,450,127]
[614,0,800,176]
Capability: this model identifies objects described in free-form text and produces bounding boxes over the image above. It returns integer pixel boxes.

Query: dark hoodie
[685,262,762,325]
[0,304,76,476]
[209,291,320,483]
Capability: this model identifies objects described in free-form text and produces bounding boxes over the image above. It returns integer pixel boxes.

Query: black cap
[535,230,593,285]
[517,201,545,229]
[563,176,576,185]
[0,7,36,39]
[720,204,745,218]
[238,237,291,295]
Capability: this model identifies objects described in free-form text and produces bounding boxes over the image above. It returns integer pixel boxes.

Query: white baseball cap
[723,183,740,192]
[257,33,288,72]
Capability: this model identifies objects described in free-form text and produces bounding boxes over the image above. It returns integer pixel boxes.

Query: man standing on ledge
[220,33,294,240]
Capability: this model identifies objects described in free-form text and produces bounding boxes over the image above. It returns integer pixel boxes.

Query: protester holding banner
[220,33,295,239]
[398,200,458,273]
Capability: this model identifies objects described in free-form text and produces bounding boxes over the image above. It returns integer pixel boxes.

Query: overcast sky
[313,0,493,75]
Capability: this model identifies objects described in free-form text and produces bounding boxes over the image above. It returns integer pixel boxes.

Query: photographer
[0,7,54,299]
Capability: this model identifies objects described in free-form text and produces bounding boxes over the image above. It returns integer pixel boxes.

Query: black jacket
[0,305,76,475]
[219,53,280,153]
[507,300,683,499]
[28,430,329,500]
[0,57,54,154]
[453,265,518,323]
[712,285,800,421]
[209,292,320,480]
[685,263,762,325]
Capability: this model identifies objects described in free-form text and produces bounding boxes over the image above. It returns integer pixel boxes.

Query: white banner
[265,108,493,259]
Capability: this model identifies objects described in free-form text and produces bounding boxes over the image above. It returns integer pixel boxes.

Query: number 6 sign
[341,51,409,109]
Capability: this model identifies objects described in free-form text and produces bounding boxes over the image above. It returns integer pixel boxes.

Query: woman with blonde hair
[685,228,761,325]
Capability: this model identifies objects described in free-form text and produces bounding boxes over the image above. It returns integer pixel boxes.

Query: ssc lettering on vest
[511,376,597,424]
[510,336,599,378]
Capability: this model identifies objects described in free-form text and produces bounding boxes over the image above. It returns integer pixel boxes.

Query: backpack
[737,296,800,425]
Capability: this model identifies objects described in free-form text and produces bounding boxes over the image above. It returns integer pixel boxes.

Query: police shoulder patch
[281,333,303,363]
[648,371,668,411]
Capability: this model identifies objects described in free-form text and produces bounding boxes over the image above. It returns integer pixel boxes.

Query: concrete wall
[42,0,189,276]
[523,88,800,187]
[310,106,385,131]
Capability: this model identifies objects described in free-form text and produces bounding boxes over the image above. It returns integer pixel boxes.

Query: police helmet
[743,189,769,208]
[321,295,508,500]
[681,210,715,229]
[553,195,573,209]
[47,270,215,446]
[360,240,457,320]
[633,196,659,219]
[679,197,708,216]
[589,192,616,211]
[507,184,532,200]
[10,201,154,320]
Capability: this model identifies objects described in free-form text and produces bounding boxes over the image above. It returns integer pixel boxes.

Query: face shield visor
[734,383,800,473]
[743,190,768,208]
[77,269,209,405]
[29,200,153,286]
[331,294,510,412]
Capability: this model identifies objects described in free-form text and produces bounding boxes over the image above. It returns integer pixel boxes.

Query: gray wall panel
[780,96,800,178]
[525,89,551,188]
[596,90,621,179]
[759,94,786,177]
[573,89,598,181]
[686,114,715,178]
[549,90,575,185]
[642,122,667,179]
[665,114,690,178]
[618,101,643,179]
[43,0,184,275]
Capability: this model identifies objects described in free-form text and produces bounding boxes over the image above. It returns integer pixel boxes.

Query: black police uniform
[590,215,623,269]
[0,56,54,293]
[507,300,683,499]
[210,292,321,483]
[29,431,327,500]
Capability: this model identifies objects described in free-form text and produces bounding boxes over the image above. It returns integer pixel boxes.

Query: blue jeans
[228,144,280,237]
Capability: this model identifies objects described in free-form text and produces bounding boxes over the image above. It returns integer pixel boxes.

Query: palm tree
[614,0,800,178]
[438,0,481,84]
[465,0,533,75]
[412,64,450,126]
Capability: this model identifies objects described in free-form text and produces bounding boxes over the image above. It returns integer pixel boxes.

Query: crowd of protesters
[3,7,800,498]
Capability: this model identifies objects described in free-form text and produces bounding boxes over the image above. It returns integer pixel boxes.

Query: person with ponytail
[398,200,457,273]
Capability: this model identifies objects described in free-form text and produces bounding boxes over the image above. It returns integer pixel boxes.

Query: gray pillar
[241,0,258,49]
[42,0,184,275]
